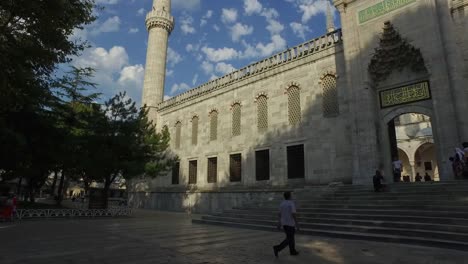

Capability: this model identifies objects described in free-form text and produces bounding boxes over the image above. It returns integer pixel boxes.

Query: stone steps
[193,182,468,250]
[192,218,468,251]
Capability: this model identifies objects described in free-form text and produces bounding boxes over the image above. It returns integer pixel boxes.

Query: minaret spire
[142,0,174,121]
[326,1,335,33]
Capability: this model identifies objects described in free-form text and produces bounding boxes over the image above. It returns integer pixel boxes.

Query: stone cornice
[157,29,343,112]
[145,10,174,33]
[452,0,468,12]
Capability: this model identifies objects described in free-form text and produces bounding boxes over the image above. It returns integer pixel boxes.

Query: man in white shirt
[392,157,403,182]
[273,191,299,257]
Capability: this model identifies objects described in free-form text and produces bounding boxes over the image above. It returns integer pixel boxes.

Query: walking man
[273,191,299,257]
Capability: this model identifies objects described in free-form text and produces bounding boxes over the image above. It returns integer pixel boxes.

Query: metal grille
[322,75,339,117]
[175,122,181,149]
[229,153,242,182]
[210,111,218,141]
[191,116,198,145]
[232,103,241,136]
[172,162,180,185]
[189,160,197,184]
[287,144,305,179]
[207,157,217,183]
[257,96,268,132]
[255,149,270,181]
[288,86,301,125]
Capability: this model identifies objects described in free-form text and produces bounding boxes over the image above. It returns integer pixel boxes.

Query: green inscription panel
[380,81,431,108]
[358,0,416,24]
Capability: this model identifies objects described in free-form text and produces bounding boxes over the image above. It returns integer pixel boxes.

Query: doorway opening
[388,113,438,182]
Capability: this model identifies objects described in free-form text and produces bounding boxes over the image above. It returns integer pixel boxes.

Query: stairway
[192,181,468,250]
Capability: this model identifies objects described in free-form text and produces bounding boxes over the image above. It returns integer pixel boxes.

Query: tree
[0,0,96,199]
[0,0,96,113]
[88,93,177,208]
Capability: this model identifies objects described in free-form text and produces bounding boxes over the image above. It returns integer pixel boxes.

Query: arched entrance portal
[388,113,438,182]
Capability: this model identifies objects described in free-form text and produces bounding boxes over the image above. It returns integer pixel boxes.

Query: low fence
[16,207,133,220]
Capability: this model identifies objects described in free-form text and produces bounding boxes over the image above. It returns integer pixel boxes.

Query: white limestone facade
[133,0,468,213]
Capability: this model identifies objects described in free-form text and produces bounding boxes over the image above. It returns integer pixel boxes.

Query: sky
[71,0,340,106]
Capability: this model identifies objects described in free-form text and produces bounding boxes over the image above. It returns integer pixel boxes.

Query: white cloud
[244,0,263,15]
[118,65,144,89]
[240,34,287,59]
[215,62,236,75]
[201,61,214,75]
[230,23,254,42]
[173,0,201,10]
[180,15,196,34]
[192,74,199,85]
[290,22,311,40]
[200,10,213,27]
[166,69,174,77]
[287,0,331,23]
[137,8,145,16]
[73,46,144,105]
[201,47,239,62]
[266,19,284,35]
[128,28,139,34]
[167,47,182,67]
[170,83,191,94]
[91,16,121,35]
[213,25,220,32]
[221,8,238,24]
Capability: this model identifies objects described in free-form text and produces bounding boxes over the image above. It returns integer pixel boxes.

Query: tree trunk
[56,170,66,205]
[50,171,58,197]
[16,175,23,198]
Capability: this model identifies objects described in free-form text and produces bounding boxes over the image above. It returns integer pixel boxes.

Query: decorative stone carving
[368,21,427,85]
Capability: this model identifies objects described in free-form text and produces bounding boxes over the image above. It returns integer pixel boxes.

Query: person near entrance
[415,173,422,182]
[273,191,299,257]
[424,172,432,182]
[392,157,403,182]
[373,170,387,192]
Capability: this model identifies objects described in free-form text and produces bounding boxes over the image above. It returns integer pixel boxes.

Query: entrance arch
[379,107,443,182]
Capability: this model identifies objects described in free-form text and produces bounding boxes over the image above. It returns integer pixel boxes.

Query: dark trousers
[275,225,296,254]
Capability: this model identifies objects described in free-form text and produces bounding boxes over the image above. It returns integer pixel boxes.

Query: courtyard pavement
[0,210,467,264]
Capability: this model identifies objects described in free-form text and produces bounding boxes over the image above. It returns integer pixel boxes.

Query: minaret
[326,1,335,33]
[142,0,174,115]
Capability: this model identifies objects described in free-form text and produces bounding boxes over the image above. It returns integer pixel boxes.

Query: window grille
[257,96,268,132]
[229,153,242,182]
[255,150,270,181]
[322,75,339,117]
[191,116,198,145]
[189,160,197,184]
[288,86,301,125]
[232,103,241,136]
[175,122,181,149]
[172,162,180,185]
[210,111,218,141]
[287,145,305,179]
[207,157,218,183]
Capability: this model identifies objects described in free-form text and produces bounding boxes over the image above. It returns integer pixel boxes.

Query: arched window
[191,116,199,145]
[209,110,218,141]
[256,95,268,132]
[322,74,339,117]
[287,86,301,125]
[175,121,181,149]
[232,103,241,136]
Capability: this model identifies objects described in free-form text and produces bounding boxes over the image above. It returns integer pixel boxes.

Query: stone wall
[148,31,353,190]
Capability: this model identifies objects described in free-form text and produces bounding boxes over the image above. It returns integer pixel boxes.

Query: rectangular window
[207,157,218,183]
[287,144,305,179]
[255,149,270,181]
[229,153,242,182]
[172,162,180,185]
[189,160,197,184]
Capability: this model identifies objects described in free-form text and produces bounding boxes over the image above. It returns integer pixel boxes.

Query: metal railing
[15,207,132,220]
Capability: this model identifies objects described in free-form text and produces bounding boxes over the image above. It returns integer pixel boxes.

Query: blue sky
[72,0,339,106]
